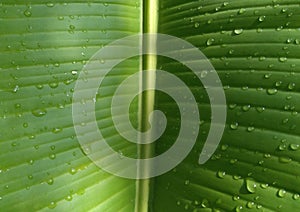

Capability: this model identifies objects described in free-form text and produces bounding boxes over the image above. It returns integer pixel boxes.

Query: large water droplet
[245,179,257,193]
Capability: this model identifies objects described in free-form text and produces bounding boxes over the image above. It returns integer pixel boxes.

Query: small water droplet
[71,70,78,75]
[242,105,251,112]
[279,57,287,62]
[267,88,278,95]
[65,195,72,201]
[230,122,239,130]
[288,82,295,90]
[258,16,265,22]
[32,109,47,117]
[46,2,55,7]
[49,153,56,160]
[233,29,243,35]
[48,201,57,209]
[194,22,200,28]
[206,38,215,46]
[278,156,291,163]
[277,189,286,198]
[47,178,54,185]
[24,10,32,17]
[49,82,58,88]
[238,8,246,14]
[217,171,226,179]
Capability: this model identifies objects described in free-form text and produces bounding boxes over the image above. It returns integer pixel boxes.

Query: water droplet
[256,107,265,113]
[70,167,77,175]
[48,201,57,209]
[49,82,58,88]
[69,25,75,30]
[279,57,287,62]
[258,16,265,22]
[32,109,47,117]
[277,189,286,198]
[238,8,246,14]
[232,195,240,201]
[278,144,287,151]
[247,126,255,132]
[47,178,54,185]
[49,153,56,160]
[275,81,282,87]
[264,73,271,79]
[293,194,299,200]
[194,22,200,28]
[290,144,299,151]
[12,85,19,93]
[288,82,295,90]
[206,38,215,46]
[184,180,190,185]
[235,206,243,212]
[229,104,237,109]
[267,88,278,95]
[200,70,208,78]
[221,144,228,151]
[52,127,62,134]
[282,118,289,124]
[279,156,291,163]
[230,122,239,130]
[246,201,255,209]
[65,195,72,201]
[24,10,32,17]
[46,2,55,7]
[233,29,243,35]
[217,171,226,179]
[201,199,209,208]
[242,105,251,112]
[71,70,78,75]
[245,179,257,193]
[260,183,268,189]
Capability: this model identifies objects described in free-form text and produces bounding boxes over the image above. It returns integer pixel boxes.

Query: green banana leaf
[1,0,300,211]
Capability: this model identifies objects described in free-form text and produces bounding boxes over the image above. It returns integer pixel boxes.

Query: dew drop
[267,88,278,95]
[246,201,255,209]
[230,122,239,130]
[65,195,72,201]
[293,194,299,200]
[49,82,58,88]
[32,109,47,117]
[279,57,287,62]
[233,29,243,35]
[217,171,226,179]
[206,38,215,46]
[277,189,286,198]
[49,153,56,160]
[194,22,200,28]
[258,16,265,22]
[48,201,57,209]
[46,2,55,7]
[245,179,257,193]
[238,8,246,14]
[24,10,32,17]
[290,144,299,151]
[47,178,54,185]
[288,82,295,90]
[278,156,291,163]
[242,105,251,112]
